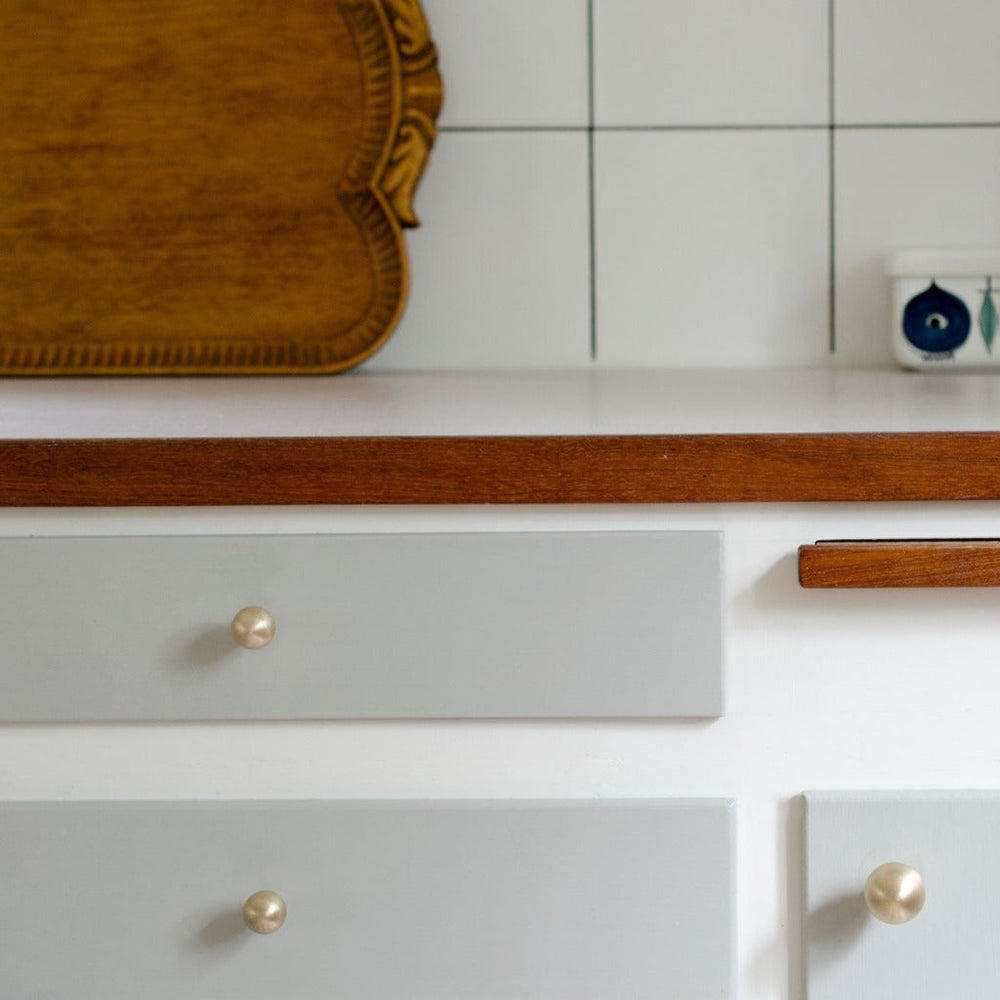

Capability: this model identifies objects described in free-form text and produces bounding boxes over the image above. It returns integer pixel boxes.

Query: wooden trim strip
[799,540,1000,588]
[2,432,1000,507]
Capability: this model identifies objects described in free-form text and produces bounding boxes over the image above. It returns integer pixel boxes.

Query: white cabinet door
[805,790,1000,999]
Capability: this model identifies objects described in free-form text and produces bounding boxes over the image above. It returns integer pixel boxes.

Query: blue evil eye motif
[902,282,971,354]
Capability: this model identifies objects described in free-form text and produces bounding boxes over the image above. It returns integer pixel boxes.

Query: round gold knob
[242,890,287,934]
[231,606,276,650]
[864,862,926,924]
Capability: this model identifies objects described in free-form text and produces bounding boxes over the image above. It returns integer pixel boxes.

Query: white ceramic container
[889,249,1000,370]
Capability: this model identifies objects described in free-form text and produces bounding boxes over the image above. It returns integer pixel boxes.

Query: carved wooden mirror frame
[0,0,443,374]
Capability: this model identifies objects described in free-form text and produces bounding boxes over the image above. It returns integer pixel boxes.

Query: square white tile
[367,132,592,371]
[424,0,589,128]
[836,0,1000,124]
[594,131,831,368]
[593,0,829,126]
[834,128,1000,367]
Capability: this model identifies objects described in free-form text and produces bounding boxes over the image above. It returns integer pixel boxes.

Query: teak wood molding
[799,540,1000,588]
[0,0,442,375]
[4,432,1000,507]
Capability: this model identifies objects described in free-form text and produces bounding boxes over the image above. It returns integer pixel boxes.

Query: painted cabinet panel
[805,790,1000,1000]
[0,531,723,720]
[0,799,735,999]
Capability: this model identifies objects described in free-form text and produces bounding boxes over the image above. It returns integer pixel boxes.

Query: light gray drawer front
[805,791,1000,1000]
[0,531,723,720]
[0,799,735,999]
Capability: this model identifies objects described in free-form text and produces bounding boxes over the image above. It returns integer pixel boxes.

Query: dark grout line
[438,125,588,133]
[828,0,836,127]
[440,122,1000,136]
[828,0,836,354]
[587,0,597,362]
[588,130,597,363]
[587,0,596,129]
[597,123,829,132]
[829,131,837,356]
[837,121,1000,130]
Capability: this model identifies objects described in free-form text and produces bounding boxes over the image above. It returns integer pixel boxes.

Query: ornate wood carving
[382,0,443,227]
[0,0,443,374]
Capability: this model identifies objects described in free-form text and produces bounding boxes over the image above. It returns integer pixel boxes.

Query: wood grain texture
[3,432,1000,506]
[0,0,442,374]
[799,540,1000,588]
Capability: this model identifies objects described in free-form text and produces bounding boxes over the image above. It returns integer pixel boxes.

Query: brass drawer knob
[864,862,925,924]
[242,890,287,934]
[231,606,276,650]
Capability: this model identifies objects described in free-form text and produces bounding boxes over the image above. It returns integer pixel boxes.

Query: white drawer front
[0,531,723,720]
[805,790,1000,1000]
[0,799,735,999]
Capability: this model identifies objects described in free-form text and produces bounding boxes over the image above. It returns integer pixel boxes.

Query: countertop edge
[1,432,997,506]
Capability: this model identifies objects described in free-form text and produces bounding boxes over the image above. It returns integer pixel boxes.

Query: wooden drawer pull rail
[798,540,1000,588]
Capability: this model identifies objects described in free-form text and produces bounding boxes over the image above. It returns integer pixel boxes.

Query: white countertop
[3,368,1000,438]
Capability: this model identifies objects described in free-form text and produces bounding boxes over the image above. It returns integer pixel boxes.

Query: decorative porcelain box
[889,250,1000,370]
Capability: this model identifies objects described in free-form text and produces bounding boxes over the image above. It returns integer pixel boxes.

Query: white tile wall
[834,128,1000,368]
[424,0,589,128]
[595,131,830,368]
[372,133,592,371]
[369,0,1000,373]
[594,0,829,127]
[835,0,1000,125]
